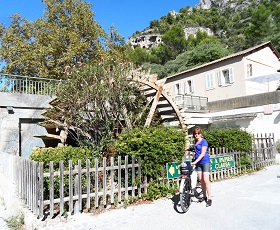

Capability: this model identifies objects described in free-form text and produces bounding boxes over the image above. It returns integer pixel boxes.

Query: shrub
[276,139,280,153]
[203,127,253,152]
[114,127,186,180]
[141,181,178,200]
[5,211,25,230]
[239,152,253,168]
[30,146,96,169]
[30,146,96,200]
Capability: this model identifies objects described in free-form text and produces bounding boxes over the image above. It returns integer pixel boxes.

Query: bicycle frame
[179,162,202,212]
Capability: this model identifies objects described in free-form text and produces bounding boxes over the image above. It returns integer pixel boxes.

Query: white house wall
[244,46,280,78]
[162,43,280,103]
[163,56,254,102]
[244,46,280,95]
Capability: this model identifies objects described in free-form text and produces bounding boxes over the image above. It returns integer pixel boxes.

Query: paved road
[1,161,280,230]
[38,163,280,230]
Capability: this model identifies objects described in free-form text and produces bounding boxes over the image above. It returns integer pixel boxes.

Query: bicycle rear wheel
[180,178,191,212]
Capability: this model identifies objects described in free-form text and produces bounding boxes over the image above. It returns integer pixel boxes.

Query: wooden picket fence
[0,133,277,219]
[36,156,147,218]
[0,154,147,218]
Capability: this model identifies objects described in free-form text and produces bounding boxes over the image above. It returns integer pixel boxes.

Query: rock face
[196,0,212,9]
[127,26,213,49]
[184,27,213,39]
[128,34,162,50]
[195,0,230,9]
[195,0,255,10]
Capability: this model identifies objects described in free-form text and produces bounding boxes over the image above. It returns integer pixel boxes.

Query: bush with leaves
[239,152,253,169]
[30,146,96,200]
[203,127,253,152]
[203,127,256,171]
[30,146,95,168]
[114,127,186,180]
[114,126,185,200]
[141,181,178,201]
[276,139,280,153]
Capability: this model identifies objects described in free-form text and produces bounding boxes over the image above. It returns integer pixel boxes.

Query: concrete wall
[207,91,280,112]
[207,91,280,141]
[0,92,54,157]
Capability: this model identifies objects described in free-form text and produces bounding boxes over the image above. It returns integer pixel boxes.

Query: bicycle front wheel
[180,178,191,213]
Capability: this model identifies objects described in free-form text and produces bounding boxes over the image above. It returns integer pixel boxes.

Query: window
[205,73,215,90]
[217,67,234,86]
[247,64,253,77]
[174,82,182,95]
[185,79,194,94]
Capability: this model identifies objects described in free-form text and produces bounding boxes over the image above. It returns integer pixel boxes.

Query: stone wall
[0,93,54,157]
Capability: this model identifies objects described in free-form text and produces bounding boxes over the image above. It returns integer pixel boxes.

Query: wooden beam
[145,86,162,127]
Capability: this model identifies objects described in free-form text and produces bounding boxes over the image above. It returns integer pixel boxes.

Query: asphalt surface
[1,156,280,230]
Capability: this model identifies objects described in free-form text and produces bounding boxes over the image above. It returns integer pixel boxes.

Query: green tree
[142,63,167,79]
[163,51,191,77]
[149,19,160,29]
[0,0,106,79]
[161,26,187,59]
[44,55,148,154]
[0,15,37,76]
[127,46,150,66]
[186,43,230,68]
[149,44,172,65]
[245,4,273,47]
[269,2,280,51]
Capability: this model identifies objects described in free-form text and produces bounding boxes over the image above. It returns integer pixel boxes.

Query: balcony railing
[173,94,208,112]
[0,73,59,96]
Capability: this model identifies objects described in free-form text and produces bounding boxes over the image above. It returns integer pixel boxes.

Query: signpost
[167,155,235,179]
[210,155,235,171]
[166,162,181,179]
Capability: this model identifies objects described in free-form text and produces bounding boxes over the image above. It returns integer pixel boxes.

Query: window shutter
[211,74,215,88]
[229,68,234,83]
[173,84,177,95]
[217,71,222,86]
[178,82,182,94]
[184,81,188,94]
[206,74,212,89]
[190,79,194,93]
[205,74,209,89]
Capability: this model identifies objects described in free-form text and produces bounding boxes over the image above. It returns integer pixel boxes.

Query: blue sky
[0,0,199,40]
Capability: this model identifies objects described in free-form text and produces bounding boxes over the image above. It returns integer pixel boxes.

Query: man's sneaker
[206,199,212,207]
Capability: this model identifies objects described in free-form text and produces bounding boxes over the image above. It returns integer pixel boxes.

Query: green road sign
[166,162,181,179]
[167,155,235,178]
[210,155,235,171]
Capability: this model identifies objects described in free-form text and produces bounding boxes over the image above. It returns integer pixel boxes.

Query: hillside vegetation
[127,0,280,79]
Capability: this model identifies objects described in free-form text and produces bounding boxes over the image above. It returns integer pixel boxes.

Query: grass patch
[5,211,25,230]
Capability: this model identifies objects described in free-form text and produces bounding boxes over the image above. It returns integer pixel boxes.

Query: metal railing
[0,73,59,96]
[173,94,208,112]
